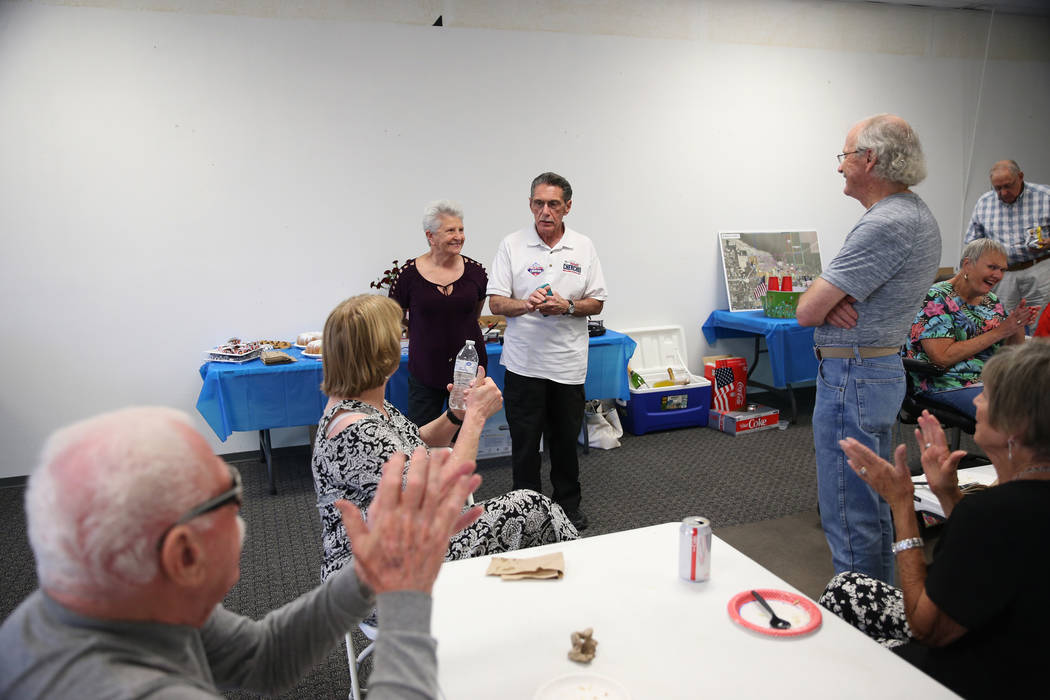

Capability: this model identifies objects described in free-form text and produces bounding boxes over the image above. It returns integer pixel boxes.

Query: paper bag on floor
[578,399,622,449]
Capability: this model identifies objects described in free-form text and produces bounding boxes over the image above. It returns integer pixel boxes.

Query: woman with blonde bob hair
[312,294,577,586]
[820,340,1050,698]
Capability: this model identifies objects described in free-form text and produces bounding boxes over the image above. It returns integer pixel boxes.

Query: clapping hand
[1007,299,1040,331]
[839,437,915,510]
[336,447,482,594]
[915,410,966,499]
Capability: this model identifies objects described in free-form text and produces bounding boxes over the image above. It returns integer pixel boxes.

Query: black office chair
[898,355,987,474]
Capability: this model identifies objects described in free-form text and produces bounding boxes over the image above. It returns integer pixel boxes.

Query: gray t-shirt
[0,567,437,699]
[815,191,941,347]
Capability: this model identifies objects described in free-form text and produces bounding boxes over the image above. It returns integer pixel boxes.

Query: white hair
[422,199,464,234]
[26,407,214,597]
[960,238,1007,267]
[855,114,927,187]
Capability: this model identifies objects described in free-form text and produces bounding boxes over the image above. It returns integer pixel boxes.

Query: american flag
[713,365,735,412]
[752,281,768,300]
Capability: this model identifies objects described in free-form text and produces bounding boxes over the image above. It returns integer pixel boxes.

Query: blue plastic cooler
[621,326,711,435]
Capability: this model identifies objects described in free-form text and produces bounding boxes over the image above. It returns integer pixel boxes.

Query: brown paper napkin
[261,350,295,365]
[485,552,564,580]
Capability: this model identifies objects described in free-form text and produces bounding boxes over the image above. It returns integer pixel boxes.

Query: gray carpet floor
[0,387,982,699]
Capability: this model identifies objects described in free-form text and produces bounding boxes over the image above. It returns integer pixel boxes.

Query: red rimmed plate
[727,589,822,637]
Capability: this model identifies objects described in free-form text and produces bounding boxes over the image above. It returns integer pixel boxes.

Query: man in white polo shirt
[488,172,608,532]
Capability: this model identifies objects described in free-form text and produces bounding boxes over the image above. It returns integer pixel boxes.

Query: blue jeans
[814,351,904,584]
[920,385,980,419]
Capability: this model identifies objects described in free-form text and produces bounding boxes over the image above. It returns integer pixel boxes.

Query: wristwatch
[564,299,575,316]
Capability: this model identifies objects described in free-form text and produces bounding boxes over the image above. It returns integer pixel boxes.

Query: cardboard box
[704,357,748,411]
[708,404,780,436]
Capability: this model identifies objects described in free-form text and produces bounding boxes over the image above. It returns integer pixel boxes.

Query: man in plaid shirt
[965,160,1050,320]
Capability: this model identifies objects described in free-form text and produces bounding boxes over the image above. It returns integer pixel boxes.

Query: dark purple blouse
[389,255,488,390]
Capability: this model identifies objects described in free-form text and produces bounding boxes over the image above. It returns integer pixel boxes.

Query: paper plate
[533,672,630,700]
[301,351,322,359]
[727,589,822,637]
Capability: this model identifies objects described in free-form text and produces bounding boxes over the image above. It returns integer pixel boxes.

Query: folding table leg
[743,336,799,424]
[258,429,276,494]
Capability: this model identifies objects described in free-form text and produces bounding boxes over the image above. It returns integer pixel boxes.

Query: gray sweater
[0,567,437,699]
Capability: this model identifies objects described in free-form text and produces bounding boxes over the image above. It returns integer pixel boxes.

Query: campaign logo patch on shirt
[527,262,544,276]
[562,260,582,275]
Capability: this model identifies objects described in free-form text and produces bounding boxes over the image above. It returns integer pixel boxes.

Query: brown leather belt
[814,346,899,360]
[1007,250,1050,272]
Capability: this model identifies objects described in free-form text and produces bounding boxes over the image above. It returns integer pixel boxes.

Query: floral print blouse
[906,280,1007,393]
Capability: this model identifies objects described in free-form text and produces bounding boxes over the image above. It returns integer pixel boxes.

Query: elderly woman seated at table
[312,294,577,587]
[906,238,1037,418]
[819,341,1050,698]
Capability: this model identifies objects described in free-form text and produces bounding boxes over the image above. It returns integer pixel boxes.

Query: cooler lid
[622,325,690,373]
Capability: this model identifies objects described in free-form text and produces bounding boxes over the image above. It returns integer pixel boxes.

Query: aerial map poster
[718,231,823,312]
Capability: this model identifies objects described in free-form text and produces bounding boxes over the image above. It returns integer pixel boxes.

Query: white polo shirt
[487,225,608,384]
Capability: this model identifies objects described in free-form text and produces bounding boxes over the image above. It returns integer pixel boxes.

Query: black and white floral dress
[312,399,578,584]
[819,572,911,648]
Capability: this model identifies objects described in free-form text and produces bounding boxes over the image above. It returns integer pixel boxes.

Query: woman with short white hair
[389,200,489,426]
[906,238,1037,417]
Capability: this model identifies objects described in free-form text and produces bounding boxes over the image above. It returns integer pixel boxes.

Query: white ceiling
[836,0,1050,17]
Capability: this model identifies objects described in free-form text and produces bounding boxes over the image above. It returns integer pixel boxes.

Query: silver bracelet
[891,537,924,555]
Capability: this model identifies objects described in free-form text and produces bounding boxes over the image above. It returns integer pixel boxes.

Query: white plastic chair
[344,447,475,699]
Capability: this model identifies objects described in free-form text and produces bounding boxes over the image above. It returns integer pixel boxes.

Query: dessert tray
[205,340,264,364]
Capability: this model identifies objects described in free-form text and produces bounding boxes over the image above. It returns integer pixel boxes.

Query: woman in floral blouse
[906,239,1036,417]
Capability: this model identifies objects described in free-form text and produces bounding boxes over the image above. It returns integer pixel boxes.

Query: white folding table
[431,522,956,698]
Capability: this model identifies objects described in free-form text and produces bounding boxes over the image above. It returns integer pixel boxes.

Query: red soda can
[678,516,712,582]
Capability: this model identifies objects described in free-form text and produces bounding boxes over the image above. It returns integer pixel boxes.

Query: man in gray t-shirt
[798,114,941,584]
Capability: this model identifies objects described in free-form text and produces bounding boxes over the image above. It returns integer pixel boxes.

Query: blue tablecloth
[701,310,817,387]
[197,330,637,441]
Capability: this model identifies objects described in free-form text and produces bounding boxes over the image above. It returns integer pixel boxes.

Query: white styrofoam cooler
[621,326,711,435]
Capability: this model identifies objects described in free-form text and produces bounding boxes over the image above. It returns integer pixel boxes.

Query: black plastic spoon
[751,590,791,629]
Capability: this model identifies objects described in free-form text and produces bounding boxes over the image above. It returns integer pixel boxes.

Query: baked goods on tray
[207,340,263,363]
[304,339,322,356]
[296,331,322,347]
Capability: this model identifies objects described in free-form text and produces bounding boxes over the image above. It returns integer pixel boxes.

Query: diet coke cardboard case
[708,404,780,436]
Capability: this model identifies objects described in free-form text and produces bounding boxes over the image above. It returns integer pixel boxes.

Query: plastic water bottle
[448,340,479,411]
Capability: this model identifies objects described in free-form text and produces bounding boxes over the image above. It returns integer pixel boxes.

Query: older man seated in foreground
[0,406,482,699]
